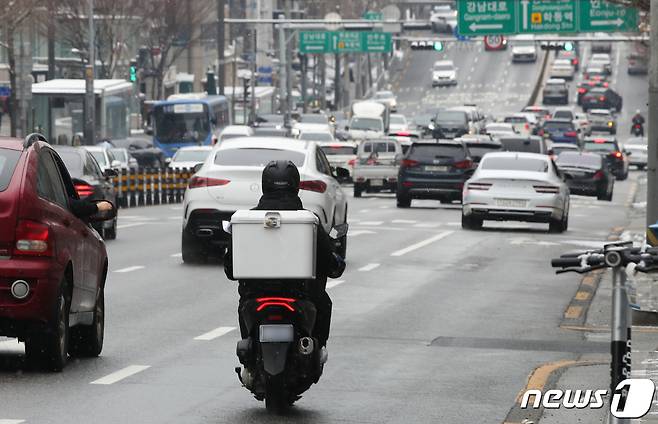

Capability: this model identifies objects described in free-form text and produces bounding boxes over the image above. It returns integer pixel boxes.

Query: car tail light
[347,159,356,167]
[188,176,230,189]
[593,138,607,143]
[395,131,411,136]
[74,183,94,198]
[578,88,587,94]
[599,96,606,102]
[533,185,559,194]
[256,297,296,312]
[603,82,609,88]
[453,159,473,169]
[524,123,530,130]
[593,170,604,180]
[467,182,492,191]
[14,220,52,256]
[299,180,327,193]
[401,159,419,168]
[564,131,578,137]
[613,151,623,158]
[573,58,579,65]
[402,181,414,187]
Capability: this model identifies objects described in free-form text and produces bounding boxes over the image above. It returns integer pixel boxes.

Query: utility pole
[648,3,658,227]
[284,0,293,118]
[319,54,326,110]
[47,3,55,80]
[84,0,95,145]
[217,0,226,95]
[301,54,307,113]
[278,23,289,126]
[250,28,257,124]
[334,53,340,110]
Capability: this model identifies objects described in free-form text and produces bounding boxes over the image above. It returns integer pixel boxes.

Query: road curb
[503,360,606,424]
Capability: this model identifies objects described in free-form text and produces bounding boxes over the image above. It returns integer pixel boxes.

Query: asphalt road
[0,41,648,424]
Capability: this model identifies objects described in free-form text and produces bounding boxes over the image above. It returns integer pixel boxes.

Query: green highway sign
[458,0,518,35]
[363,11,383,21]
[299,31,331,54]
[579,0,639,32]
[458,0,639,36]
[300,31,392,54]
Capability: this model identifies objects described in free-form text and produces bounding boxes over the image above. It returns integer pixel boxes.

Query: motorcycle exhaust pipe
[298,337,314,355]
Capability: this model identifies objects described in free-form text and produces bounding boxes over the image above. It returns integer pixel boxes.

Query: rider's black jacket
[633,114,645,125]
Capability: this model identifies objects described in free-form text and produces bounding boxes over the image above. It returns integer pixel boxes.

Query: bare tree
[0,0,37,137]
[57,0,140,79]
[139,0,213,98]
[605,0,649,12]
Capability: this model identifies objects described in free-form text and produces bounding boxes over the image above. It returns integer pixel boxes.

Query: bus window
[154,103,210,144]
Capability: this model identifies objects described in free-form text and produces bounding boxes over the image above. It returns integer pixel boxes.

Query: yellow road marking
[575,291,591,301]
[564,305,583,319]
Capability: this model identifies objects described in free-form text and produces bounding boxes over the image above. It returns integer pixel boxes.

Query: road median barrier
[113,167,193,208]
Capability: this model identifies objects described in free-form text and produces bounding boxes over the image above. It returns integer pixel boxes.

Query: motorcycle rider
[632,109,645,136]
[224,160,345,349]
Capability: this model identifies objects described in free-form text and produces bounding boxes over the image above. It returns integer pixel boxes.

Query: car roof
[0,137,25,151]
[217,137,310,152]
[551,142,579,148]
[557,151,602,161]
[589,108,611,114]
[433,60,454,66]
[176,146,213,151]
[553,107,574,112]
[547,78,566,84]
[545,118,573,123]
[317,141,357,147]
[482,151,548,160]
[221,125,252,134]
[82,146,105,152]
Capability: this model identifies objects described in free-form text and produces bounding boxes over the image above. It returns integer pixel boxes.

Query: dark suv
[581,87,623,112]
[582,136,629,180]
[397,141,476,207]
[431,110,470,140]
[0,134,113,371]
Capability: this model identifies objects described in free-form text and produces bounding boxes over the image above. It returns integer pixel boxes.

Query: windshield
[173,150,210,162]
[154,103,210,144]
[553,111,573,119]
[433,64,454,71]
[299,132,334,141]
[584,142,616,152]
[57,151,84,176]
[320,146,357,155]
[350,117,383,132]
[300,114,328,124]
[109,148,128,163]
[467,144,502,161]
[409,144,465,160]
[544,122,574,131]
[90,151,107,166]
[482,156,548,172]
[557,153,602,168]
[374,92,393,99]
[390,116,406,125]
[499,137,542,153]
[436,111,467,124]
[214,148,305,167]
[0,148,21,192]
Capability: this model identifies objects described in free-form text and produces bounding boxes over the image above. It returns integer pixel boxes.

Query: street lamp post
[84,0,95,145]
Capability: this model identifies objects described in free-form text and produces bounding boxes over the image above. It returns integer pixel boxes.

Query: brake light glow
[14,220,52,256]
[593,170,604,180]
[188,176,230,189]
[578,88,587,94]
[524,123,530,130]
[603,82,609,87]
[533,185,559,194]
[613,151,623,158]
[467,182,492,191]
[593,138,607,143]
[74,183,94,198]
[453,159,473,169]
[564,131,578,137]
[347,159,356,167]
[256,297,296,312]
[299,180,327,193]
[599,96,606,102]
[401,159,419,168]
[573,58,579,65]
[395,131,411,136]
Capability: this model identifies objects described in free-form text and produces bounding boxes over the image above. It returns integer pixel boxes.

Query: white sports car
[462,152,570,232]
[181,137,349,262]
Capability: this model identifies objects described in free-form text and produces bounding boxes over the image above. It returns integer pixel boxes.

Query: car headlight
[607,121,614,127]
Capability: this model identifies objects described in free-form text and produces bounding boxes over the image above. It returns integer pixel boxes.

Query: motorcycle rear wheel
[265,377,294,414]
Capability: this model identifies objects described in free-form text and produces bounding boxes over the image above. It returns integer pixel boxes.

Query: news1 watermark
[521,379,656,419]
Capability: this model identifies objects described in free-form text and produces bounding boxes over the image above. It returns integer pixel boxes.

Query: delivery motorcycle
[631,122,644,136]
[227,210,347,413]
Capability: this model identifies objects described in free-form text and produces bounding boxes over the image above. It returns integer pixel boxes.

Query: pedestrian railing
[112,168,194,208]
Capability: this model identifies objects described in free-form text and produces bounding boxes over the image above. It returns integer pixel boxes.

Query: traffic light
[540,41,575,51]
[129,60,138,82]
[410,40,445,51]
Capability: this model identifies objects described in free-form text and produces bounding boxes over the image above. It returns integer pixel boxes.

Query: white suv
[181,137,349,263]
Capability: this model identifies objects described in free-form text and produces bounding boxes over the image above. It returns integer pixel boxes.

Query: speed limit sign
[484,35,505,50]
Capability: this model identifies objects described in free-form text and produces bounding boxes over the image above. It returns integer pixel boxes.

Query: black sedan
[53,145,119,239]
[582,136,629,180]
[556,151,613,201]
[397,141,476,207]
[581,87,623,112]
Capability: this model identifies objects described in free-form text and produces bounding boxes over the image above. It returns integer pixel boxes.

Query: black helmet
[262,160,300,195]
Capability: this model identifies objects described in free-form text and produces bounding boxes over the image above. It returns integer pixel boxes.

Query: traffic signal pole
[648,4,658,227]
[84,0,95,145]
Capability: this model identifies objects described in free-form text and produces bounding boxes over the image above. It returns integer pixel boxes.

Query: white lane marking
[0,420,26,424]
[90,365,151,385]
[359,221,383,226]
[326,280,345,289]
[392,219,417,224]
[113,266,145,273]
[358,209,370,213]
[348,230,376,238]
[390,231,454,257]
[170,206,183,210]
[413,222,441,228]
[116,223,145,230]
[379,205,391,209]
[358,263,380,272]
[170,253,182,258]
[194,326,236,341]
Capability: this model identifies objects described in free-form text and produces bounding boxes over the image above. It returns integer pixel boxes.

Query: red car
[0,134,113,371]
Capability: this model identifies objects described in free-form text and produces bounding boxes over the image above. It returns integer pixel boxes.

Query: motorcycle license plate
[259,325,294,343]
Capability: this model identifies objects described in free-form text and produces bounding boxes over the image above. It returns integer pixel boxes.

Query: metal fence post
[610,266,631,424]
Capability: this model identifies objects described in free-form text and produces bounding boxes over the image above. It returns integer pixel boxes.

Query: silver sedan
[461,152,570,232]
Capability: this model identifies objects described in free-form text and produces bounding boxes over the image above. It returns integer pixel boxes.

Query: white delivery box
[231,210,318,279]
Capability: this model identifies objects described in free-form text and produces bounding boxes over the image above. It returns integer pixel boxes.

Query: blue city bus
[151,94,230,157]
